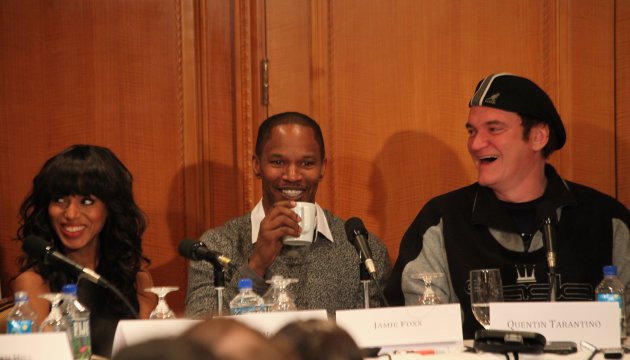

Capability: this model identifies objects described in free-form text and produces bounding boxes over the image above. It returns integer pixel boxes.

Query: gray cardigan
[185,209,391,317]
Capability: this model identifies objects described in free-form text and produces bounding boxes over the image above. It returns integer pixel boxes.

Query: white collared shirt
[250,199,334,244]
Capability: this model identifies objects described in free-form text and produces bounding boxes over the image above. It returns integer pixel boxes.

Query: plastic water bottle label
[7,320,33,333]
[72,319,92,358]
[230,305,262,315]
[597,293,623,309]
[73,319,90,337]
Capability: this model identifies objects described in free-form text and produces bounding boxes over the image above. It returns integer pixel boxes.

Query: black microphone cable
[76,275,139,319]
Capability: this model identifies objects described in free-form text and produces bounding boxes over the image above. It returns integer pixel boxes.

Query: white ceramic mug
[283,202,317,246]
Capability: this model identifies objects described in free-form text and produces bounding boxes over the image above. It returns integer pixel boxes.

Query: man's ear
[531,123,550,151]
[320,157,327,179]
[252,155,262,178]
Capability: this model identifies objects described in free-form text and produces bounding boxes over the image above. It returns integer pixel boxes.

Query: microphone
[542,217,557,273]
[541,213,558,302]
[23,235,140,318]
[178,239,238,270]
[22,235,111,288]
[344,217,376,276]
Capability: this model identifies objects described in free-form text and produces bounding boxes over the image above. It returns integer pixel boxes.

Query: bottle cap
[62,284,78,295]
[14,291,29,301]
[603,265,618,276]
[238,278,253,289]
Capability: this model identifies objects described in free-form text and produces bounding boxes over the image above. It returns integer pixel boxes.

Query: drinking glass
[470,269,503,329]
[146,286,179,319]
[39,293,71,339]
[411,272,443,305]
[271,277,298,312]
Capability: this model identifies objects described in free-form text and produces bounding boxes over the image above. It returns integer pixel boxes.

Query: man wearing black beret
[385,73,630,339]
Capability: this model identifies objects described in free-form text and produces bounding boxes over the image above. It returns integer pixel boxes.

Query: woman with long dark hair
[12,144,156,356]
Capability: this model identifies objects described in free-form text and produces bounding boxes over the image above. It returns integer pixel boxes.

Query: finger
[265,206,301,225]
[263,213,301,234]
[272,200,297,209]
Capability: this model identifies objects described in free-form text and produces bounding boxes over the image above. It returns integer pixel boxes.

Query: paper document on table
[490,301,620,349]
[111,319,200,356]
[336,304,463,349]
[0,332,72,359]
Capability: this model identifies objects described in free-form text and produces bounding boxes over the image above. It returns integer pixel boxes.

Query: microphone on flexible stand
[22,235,139,319]
[178,238,239,314]
[344,217,389,307]
[23,235,110,287]
[178,238,238,270]
[359,253,371,309]
[345,218,377,276]
[542,216,558,301]
[213,266,227,316]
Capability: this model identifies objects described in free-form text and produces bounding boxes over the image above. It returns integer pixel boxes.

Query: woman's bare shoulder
[136,270,154,288]
[13,270,47,293]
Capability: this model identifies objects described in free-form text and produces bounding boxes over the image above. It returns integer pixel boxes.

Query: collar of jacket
[470,164,578,231]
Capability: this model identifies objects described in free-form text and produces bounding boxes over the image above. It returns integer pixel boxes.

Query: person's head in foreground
[271,319,363,360]
[182,317,285,360]
[113,337,217,360]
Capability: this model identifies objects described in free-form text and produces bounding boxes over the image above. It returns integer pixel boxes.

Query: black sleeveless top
[76,280,138,357]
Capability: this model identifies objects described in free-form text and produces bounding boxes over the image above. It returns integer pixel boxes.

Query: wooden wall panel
[0,0,190,311]
[1,0,626,316]
[263,0,618,262]
[561,0,615,194]
[618,0,630,209]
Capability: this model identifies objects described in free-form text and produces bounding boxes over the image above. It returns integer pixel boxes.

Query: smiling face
[48,194,108,254]
[466,106,549,201]
[253,124,327,212]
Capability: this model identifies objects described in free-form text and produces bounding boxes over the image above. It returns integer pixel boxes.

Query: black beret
[469,73,566,151]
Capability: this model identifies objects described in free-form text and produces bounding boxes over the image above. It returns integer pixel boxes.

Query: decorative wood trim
[617,0,630,207]
[181,0,206,238]
[311,0,334,210]
[235,0,254,212]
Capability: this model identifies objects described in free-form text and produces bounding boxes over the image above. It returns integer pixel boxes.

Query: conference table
[109,305,628,360]
[2,303,626,359]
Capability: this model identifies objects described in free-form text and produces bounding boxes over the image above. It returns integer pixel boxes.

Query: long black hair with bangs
[15,144,149,315]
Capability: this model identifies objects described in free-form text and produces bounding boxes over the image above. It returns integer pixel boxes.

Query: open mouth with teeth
[60,224,86,238]
[282,189,304,199]
[479,155,499,164]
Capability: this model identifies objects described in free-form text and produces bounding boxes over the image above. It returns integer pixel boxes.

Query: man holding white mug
[185,112,391,317]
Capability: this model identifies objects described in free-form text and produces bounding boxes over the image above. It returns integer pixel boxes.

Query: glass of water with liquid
[470,268,503,329]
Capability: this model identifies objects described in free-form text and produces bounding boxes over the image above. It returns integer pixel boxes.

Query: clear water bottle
[7,291,38,333]
[62,284,92,359]
[229,278,264,315]
[595,265,627,340]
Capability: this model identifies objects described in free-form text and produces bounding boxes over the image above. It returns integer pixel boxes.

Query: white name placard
[228,309,328,337]
[112,319,201,356]
[490,301,620,348]
[335,304,463,349]
[0,333,72,360]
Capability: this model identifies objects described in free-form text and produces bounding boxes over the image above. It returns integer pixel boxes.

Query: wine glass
[271,277,298,312]
[146,286,179,319]
[470,269,503,329]
[411,272,443,305]
[263,275,285,312]
[39,293,71,339]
